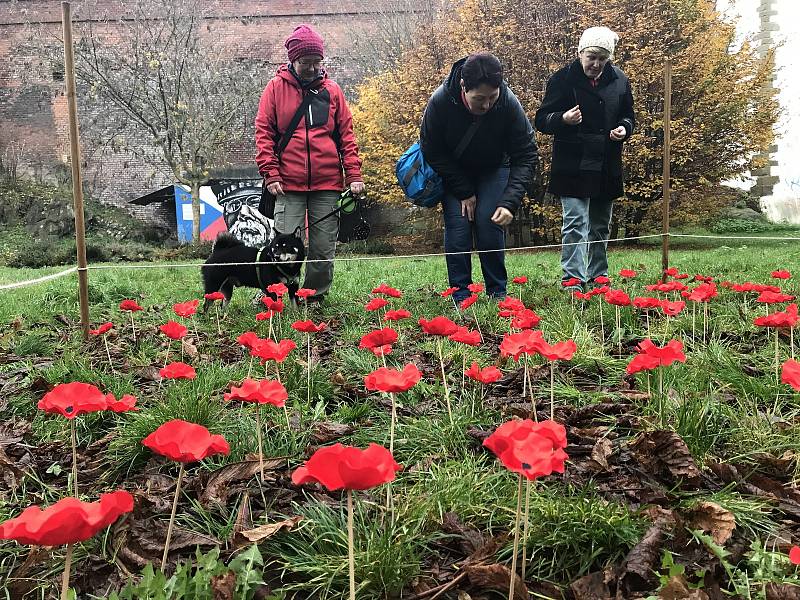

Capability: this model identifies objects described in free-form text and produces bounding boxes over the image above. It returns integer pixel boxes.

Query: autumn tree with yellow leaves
[351,0,778,241]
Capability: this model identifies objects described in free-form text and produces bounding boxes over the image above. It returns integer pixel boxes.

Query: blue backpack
[395,142,443,208]
[395,119,482,208]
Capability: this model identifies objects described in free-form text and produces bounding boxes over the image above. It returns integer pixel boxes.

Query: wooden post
[661,59,672,283]
[62,2,90,339]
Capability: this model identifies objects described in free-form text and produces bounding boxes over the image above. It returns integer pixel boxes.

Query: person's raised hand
[562,105,582,126]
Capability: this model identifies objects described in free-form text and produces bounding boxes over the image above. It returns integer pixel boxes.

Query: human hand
[267,181,284,195]
[350,181,365,195]
[609,126,627,141]
[461,196,477,221]
[562,105,582,126]
[491,206,513,226]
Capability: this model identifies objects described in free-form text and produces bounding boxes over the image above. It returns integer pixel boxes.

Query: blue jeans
[560,196,614,285]
[443,168,510,301]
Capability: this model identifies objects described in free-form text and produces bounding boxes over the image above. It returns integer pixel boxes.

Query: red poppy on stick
[38,382,110,419]
[619,269,638,279]
[261,296,284,312]
[364,363,422,393]
[512,276,528,285]
[465,362,502,384]
[372,284,402,298]
[224,378,288,406]
[467,283,484,294]
[562,277,582,288]
[418,316,460,337]
[0,490,134,547]
[509,308,540,330]
[499,329,544,361]
[267,282,289,297]
[142,419,229,463]
[660,300,686,316]
[449,327,481,346]
[686,283,718,303]
[160,321,188,340]
[440,286,459,297]
[459,295,479,310]
[538,339,577,362]
[256,311,274,321]
[664,267,679,277]
[296,288,317,300]
[291,443,401,491]
[647,281,688,293]
[633,297,662,309]
[237,331,260,349]
[634,339,687,367]
[789,545,800,565]
[204,292,225,302]
[119,299,143,312]
[772,270,792,280]
[593,276,611,285]
[173,300,200,319]
[498,297,526,313]
[384,309,412,322]
[756,290,795,304]
[365,297,389,312]
[160,362,197,380]
[291,320,327,333]
[781,359,800,391]
[483,419,568,480]
[106,394,138,413]
[359,328,398,350]
[604,289,631,306]
[754,304,798,328]
[89,322,113,336]
[251,338,297,363]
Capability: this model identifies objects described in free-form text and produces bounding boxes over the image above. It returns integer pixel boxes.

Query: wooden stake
[255,405,264,480]
[62,1,90,339]
[347,490,356,600]
[661,59,672,284]
[437,339,452,424]
[70,419,78,498]
[509,474,523,600]
[61,543,74,600]
[162,463,185,571]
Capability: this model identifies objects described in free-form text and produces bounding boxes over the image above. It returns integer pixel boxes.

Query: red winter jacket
[255,65,362,192]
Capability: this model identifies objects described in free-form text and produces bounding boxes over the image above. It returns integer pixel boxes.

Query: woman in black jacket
[420,52,538,302]
[534,27,635,291]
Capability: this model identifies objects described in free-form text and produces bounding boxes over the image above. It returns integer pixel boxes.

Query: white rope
[86,233,666,270]
[0,266,78,291]
[0,230,796,290]
[668,233,800,242]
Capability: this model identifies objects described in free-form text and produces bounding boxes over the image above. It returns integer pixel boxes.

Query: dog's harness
[255,247,300,292]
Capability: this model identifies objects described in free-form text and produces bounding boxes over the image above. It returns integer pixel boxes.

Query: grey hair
[580,46,612,59]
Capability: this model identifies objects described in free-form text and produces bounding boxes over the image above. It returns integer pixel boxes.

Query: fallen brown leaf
[210,570,236,600]
[766,582,800,600]
[685,501,736,545]
[589,438,614,472]
[570,570,613,600]
[630,430,701,487]
[311,421,354,444]
[199,459,283,507]
[463,563,528,600]
[659,574,709,600]
[240,515,303,543]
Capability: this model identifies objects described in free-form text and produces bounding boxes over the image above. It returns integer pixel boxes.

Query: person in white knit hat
[534,26,635,292]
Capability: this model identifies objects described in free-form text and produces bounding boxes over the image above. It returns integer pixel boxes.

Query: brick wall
[0,0,420,224]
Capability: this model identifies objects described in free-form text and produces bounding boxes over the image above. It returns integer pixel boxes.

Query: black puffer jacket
[419,58,538,214]
[534,59,635,201]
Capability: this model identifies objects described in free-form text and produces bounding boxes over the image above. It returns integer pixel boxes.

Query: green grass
[2,233,800,598]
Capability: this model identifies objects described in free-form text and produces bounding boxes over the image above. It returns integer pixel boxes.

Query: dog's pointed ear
[293,226,302,238]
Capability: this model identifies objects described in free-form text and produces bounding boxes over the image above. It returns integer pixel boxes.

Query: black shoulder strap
[453,118,482,160]
[275,89,317,157]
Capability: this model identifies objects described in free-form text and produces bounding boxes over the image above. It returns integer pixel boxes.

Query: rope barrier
[0,266,78,291]
[0,231,797,291]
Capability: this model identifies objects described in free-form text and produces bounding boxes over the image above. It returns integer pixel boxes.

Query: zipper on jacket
[305,90,313,190]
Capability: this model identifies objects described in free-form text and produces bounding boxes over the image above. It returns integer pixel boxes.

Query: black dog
[202,229,305,309]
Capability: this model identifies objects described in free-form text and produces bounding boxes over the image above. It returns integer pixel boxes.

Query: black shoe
[305,294,325,307]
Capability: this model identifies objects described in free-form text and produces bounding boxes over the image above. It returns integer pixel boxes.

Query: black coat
[420,58,539,214]
[534,59,635,201]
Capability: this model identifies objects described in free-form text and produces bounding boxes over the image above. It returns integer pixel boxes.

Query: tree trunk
[191,181,202,243]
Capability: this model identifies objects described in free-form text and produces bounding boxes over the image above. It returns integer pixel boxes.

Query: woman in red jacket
[255,25,364,304]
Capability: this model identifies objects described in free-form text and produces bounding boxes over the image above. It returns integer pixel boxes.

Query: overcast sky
[716,0,800,218]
